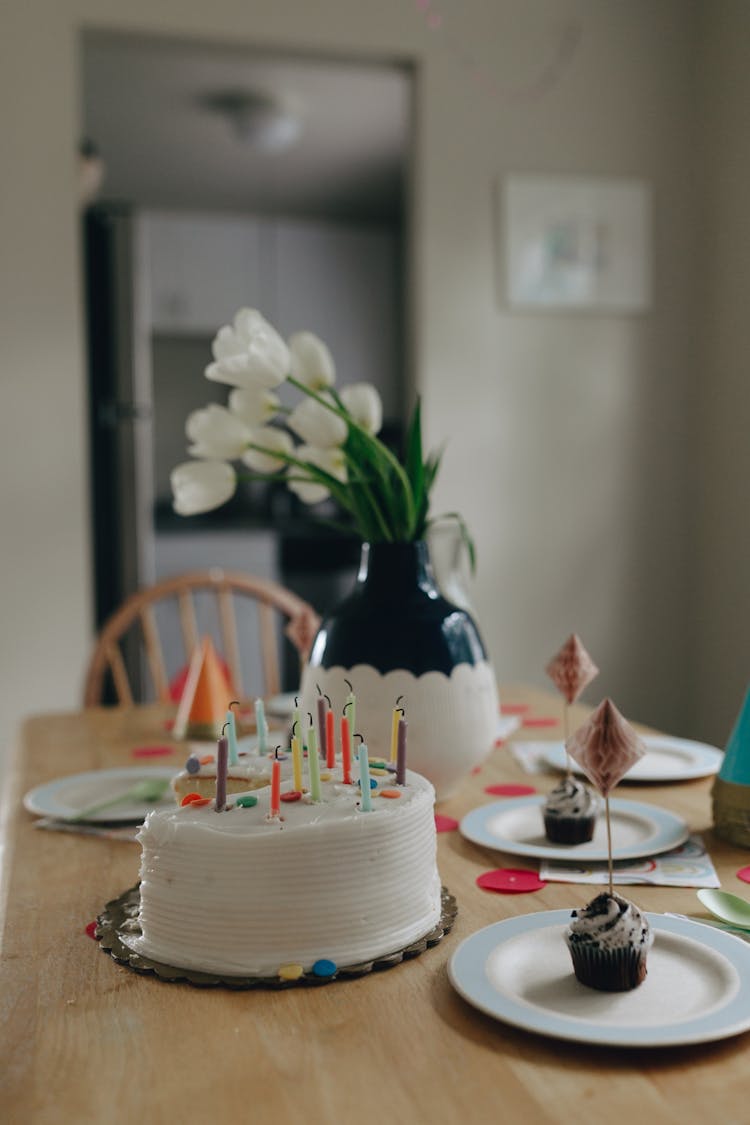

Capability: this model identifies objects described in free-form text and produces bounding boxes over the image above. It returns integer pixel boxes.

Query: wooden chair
[83,568,321,707]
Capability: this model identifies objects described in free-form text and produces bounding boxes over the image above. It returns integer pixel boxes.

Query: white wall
[1,0,746,759]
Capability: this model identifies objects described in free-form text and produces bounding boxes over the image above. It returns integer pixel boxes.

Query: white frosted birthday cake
[131,765,441,978]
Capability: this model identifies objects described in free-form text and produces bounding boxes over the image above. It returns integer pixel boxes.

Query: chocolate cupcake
[543,776,599,844]
[565,892,653,992]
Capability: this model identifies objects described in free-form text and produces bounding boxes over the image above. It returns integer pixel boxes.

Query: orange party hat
[172,636,234,741]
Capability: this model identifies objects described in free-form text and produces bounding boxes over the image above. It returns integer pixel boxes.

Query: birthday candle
[390,707,400,762]
[307,725,321,802]
[291,734,303,792]
[345,685,356,741]
[341,714,352,785]
[317,693,328,762]
[215,735,228,812]
[226,709,239,766]
[326,708,335,769]
[255,698,268,754]
[270,759,281,817]
[396,718,407,785]
[358,744,372,811]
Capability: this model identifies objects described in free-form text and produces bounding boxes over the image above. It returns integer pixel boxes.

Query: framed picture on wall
[502,175,652,312]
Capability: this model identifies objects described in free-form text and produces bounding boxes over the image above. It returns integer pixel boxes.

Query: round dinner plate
[448,910,750,1047]
[23,767,176,823]
[460,796,689,861]
[543,734,723,783]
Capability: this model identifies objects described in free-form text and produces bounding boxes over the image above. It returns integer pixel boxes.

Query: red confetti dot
[131,745,174,758]
[737,866,750,884]
[522,716,558,729]
[280,791,302,803]
[85,921,98,940]
[435,814,459,833]
[471,765,482,775]
[484,783,537,797]
[163,719,175,731]
[500,704,530,715]
[476,868,547,894]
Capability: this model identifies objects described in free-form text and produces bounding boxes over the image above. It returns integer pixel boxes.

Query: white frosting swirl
[544,777,599,819]
[565,893,653,953]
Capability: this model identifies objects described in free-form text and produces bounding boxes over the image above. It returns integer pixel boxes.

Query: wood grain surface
[1,688,748,1125]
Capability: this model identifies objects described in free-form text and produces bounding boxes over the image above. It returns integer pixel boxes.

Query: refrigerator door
[84,204,155,693]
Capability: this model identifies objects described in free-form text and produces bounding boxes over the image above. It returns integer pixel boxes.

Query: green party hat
[718,685,750,786]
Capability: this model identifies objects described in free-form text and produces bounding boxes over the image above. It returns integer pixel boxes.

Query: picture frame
[502,175,652,312]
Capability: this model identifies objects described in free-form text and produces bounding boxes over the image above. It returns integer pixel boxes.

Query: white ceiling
[82,31,411,222]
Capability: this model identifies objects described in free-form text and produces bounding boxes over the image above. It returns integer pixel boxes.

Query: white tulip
[241,426,295,473]
[229,386,280,428]
[186,404,251,460]
[205,308,290,389]
[288,331,336,391]
[340,382,383,435]
[287,444,348,505]
[288,395,347,448]
[171,460,236,515]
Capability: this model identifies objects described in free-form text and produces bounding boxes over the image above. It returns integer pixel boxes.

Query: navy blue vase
[300,540,498,798]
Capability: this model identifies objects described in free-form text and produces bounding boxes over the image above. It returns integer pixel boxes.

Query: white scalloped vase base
[300,661,499,800]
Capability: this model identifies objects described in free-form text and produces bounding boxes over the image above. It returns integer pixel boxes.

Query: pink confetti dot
[737,866,750,884]
[85,921,98,940]
[484,783,537,797]
[435,814,459,833]
[476,869,546,894]
[163,719,175,731]
[500,703,530,715]
[522,716,558,729]
[471,765,482,776]
[131,745,174,758]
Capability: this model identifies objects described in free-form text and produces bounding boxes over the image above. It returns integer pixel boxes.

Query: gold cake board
[96,884,457,989]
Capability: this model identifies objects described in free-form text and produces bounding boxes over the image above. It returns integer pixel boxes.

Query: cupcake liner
[543,813,596,845]
[567,941,648,992]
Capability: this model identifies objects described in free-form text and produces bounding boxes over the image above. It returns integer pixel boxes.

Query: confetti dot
[163,719,175,731]
[476,869,547,894]
[379,789,402,799]
[85,921,98,940]
[185,755,201,775]
[357,777,378,790]
[131,745,174,759]
[278,963,304,981]
[236,795,258,808]
[280,791,302,803]
[311,958,337,978]
[320,772,331,781]
[435,814,459,833]
[180,793,205,807]
[471,766,482,775]
[522,717,558,729]
[370,768,389,777]
[737,866,750,885]
[199,754,214,765]
[484,783,537,797]
[500,704,530,715]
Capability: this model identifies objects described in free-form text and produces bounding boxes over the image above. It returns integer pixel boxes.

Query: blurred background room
[1,0,749,771]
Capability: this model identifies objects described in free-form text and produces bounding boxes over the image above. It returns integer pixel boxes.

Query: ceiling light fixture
[197,89,302,152]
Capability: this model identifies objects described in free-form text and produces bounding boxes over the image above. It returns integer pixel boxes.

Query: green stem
[287,376,417,537]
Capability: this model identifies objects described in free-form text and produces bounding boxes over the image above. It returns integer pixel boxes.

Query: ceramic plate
[23,767,176,823]
[460,796,689,861]
[449,910,750,1047]
[542,734,723,783]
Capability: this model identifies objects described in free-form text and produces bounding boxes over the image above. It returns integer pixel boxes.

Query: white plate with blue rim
[448,910,750,1047]
[542,734,723,783]
[460,796,689,862]
[23,767,177,823]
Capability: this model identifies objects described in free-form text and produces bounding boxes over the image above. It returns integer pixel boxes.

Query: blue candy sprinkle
[311,958,337,978]
[185,755,200,774]
[356,777,378,790]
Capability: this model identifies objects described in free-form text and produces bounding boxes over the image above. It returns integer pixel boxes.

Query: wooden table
[1,687,748,1124]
